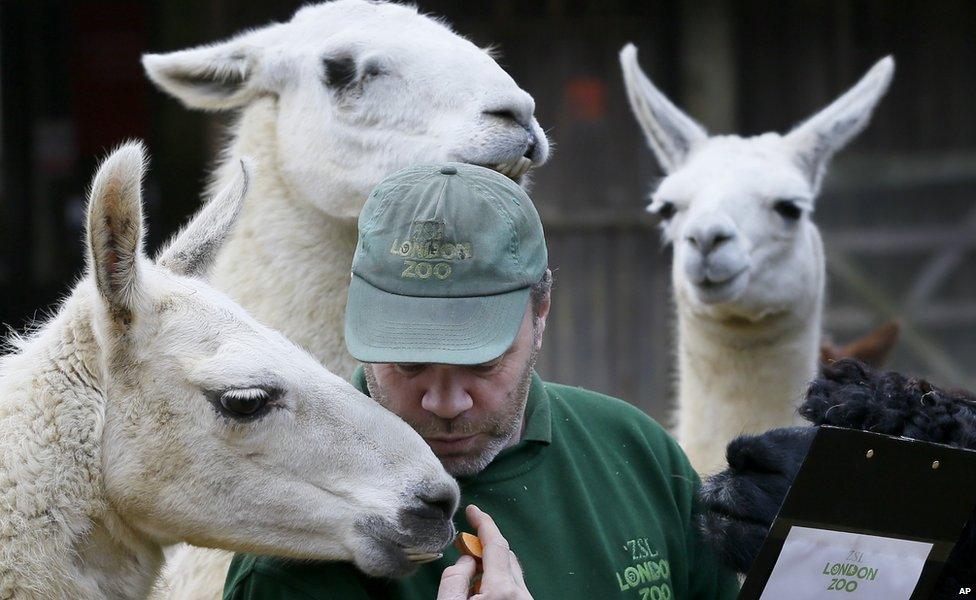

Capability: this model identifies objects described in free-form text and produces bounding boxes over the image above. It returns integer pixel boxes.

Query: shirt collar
[520,372,551,445]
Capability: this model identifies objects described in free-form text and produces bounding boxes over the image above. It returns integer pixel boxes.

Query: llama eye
[322,56,358,90]
[651,201,677,220]
[773,199,803,221]
[218,388,272,419]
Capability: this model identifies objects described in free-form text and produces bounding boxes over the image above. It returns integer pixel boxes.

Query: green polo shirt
[224,370,739,599]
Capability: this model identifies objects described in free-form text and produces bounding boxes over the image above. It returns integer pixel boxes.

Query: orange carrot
[454,532,484,559]
[454,532,484,594]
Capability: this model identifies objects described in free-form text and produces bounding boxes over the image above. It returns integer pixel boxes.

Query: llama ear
[142,26,281,111]
[156,159,251,279]
[785,56,895,193]
[831,320,900,369]
[619,43,708,174]
[86,141,148,316]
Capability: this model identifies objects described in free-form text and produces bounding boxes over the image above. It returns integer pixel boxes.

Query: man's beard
[364,349,538,478]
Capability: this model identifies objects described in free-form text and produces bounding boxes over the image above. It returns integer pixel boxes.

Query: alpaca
[699,359,976,599]
[619,44,894,474]
[142,4,547,594]
[0,143,459,599]
[142,0,549,382]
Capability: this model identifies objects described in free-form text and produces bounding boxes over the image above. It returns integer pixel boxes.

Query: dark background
[2,0,974,421]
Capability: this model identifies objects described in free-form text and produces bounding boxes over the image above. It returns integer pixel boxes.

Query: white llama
[143,3,547,594]
[0,143,459,600]
[142,0,549,381]
[620,45,894,474]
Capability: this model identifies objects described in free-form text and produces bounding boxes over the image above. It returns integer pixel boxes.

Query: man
[224,164,740,599]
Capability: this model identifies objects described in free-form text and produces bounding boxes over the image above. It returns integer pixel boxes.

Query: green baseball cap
[345,163,548,365]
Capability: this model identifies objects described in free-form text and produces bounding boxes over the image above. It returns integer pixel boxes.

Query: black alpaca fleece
[699,359,976,599]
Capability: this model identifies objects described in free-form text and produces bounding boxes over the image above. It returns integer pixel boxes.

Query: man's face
[364,297,549,478]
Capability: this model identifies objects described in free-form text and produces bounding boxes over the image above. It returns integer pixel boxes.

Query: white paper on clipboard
[758,526,933,600]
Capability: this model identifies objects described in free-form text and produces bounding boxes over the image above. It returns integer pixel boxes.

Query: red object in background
[564,76,607,123]
[70,2,149,157]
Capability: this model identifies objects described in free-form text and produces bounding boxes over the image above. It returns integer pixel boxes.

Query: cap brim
[345,275,530,365]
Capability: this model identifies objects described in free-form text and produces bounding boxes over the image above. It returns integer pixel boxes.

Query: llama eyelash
[222,387,271,400]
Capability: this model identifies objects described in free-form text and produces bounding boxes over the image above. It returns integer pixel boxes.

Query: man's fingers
[466,505,503,544]
[437,555,478,600]
[466,504,532,596]
[466,505,511,574]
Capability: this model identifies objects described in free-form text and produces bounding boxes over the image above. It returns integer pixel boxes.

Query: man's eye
[395,363,426,375]
[470,362,501,373]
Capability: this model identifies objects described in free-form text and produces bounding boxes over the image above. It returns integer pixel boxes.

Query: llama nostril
[485,109,519,124]
[413,493,454,521]
[524,133,537,160]
[485,108,536,137]
[410,481,459,521]
[429,496,454,520]
[688,227,735,256]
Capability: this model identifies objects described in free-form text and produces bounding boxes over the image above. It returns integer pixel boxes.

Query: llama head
[620,45,893,322]
[86,142,458,576]
[142,0,549,219]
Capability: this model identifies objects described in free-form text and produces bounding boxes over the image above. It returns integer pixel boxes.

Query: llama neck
[674,296,822,475]
[0,293,163,599]
[73,512,164,599]
[208,98,361,380]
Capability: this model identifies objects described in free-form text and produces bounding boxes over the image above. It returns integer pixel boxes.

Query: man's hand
[437,505,533,600]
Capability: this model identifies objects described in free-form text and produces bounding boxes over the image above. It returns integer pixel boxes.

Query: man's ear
[86,141,149,324]
[155,159,251,279]
[784,56,894,194]
[532,270,553,350]
[142,25,283,111]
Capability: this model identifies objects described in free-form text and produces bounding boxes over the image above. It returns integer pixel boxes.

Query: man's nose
[421,380,473,420]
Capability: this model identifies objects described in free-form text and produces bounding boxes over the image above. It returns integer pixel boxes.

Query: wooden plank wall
[536,226,676,423]
[427,0,976,418]
[3,0,973,423]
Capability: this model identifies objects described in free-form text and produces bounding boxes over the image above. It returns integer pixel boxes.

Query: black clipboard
[738,426,976,599]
